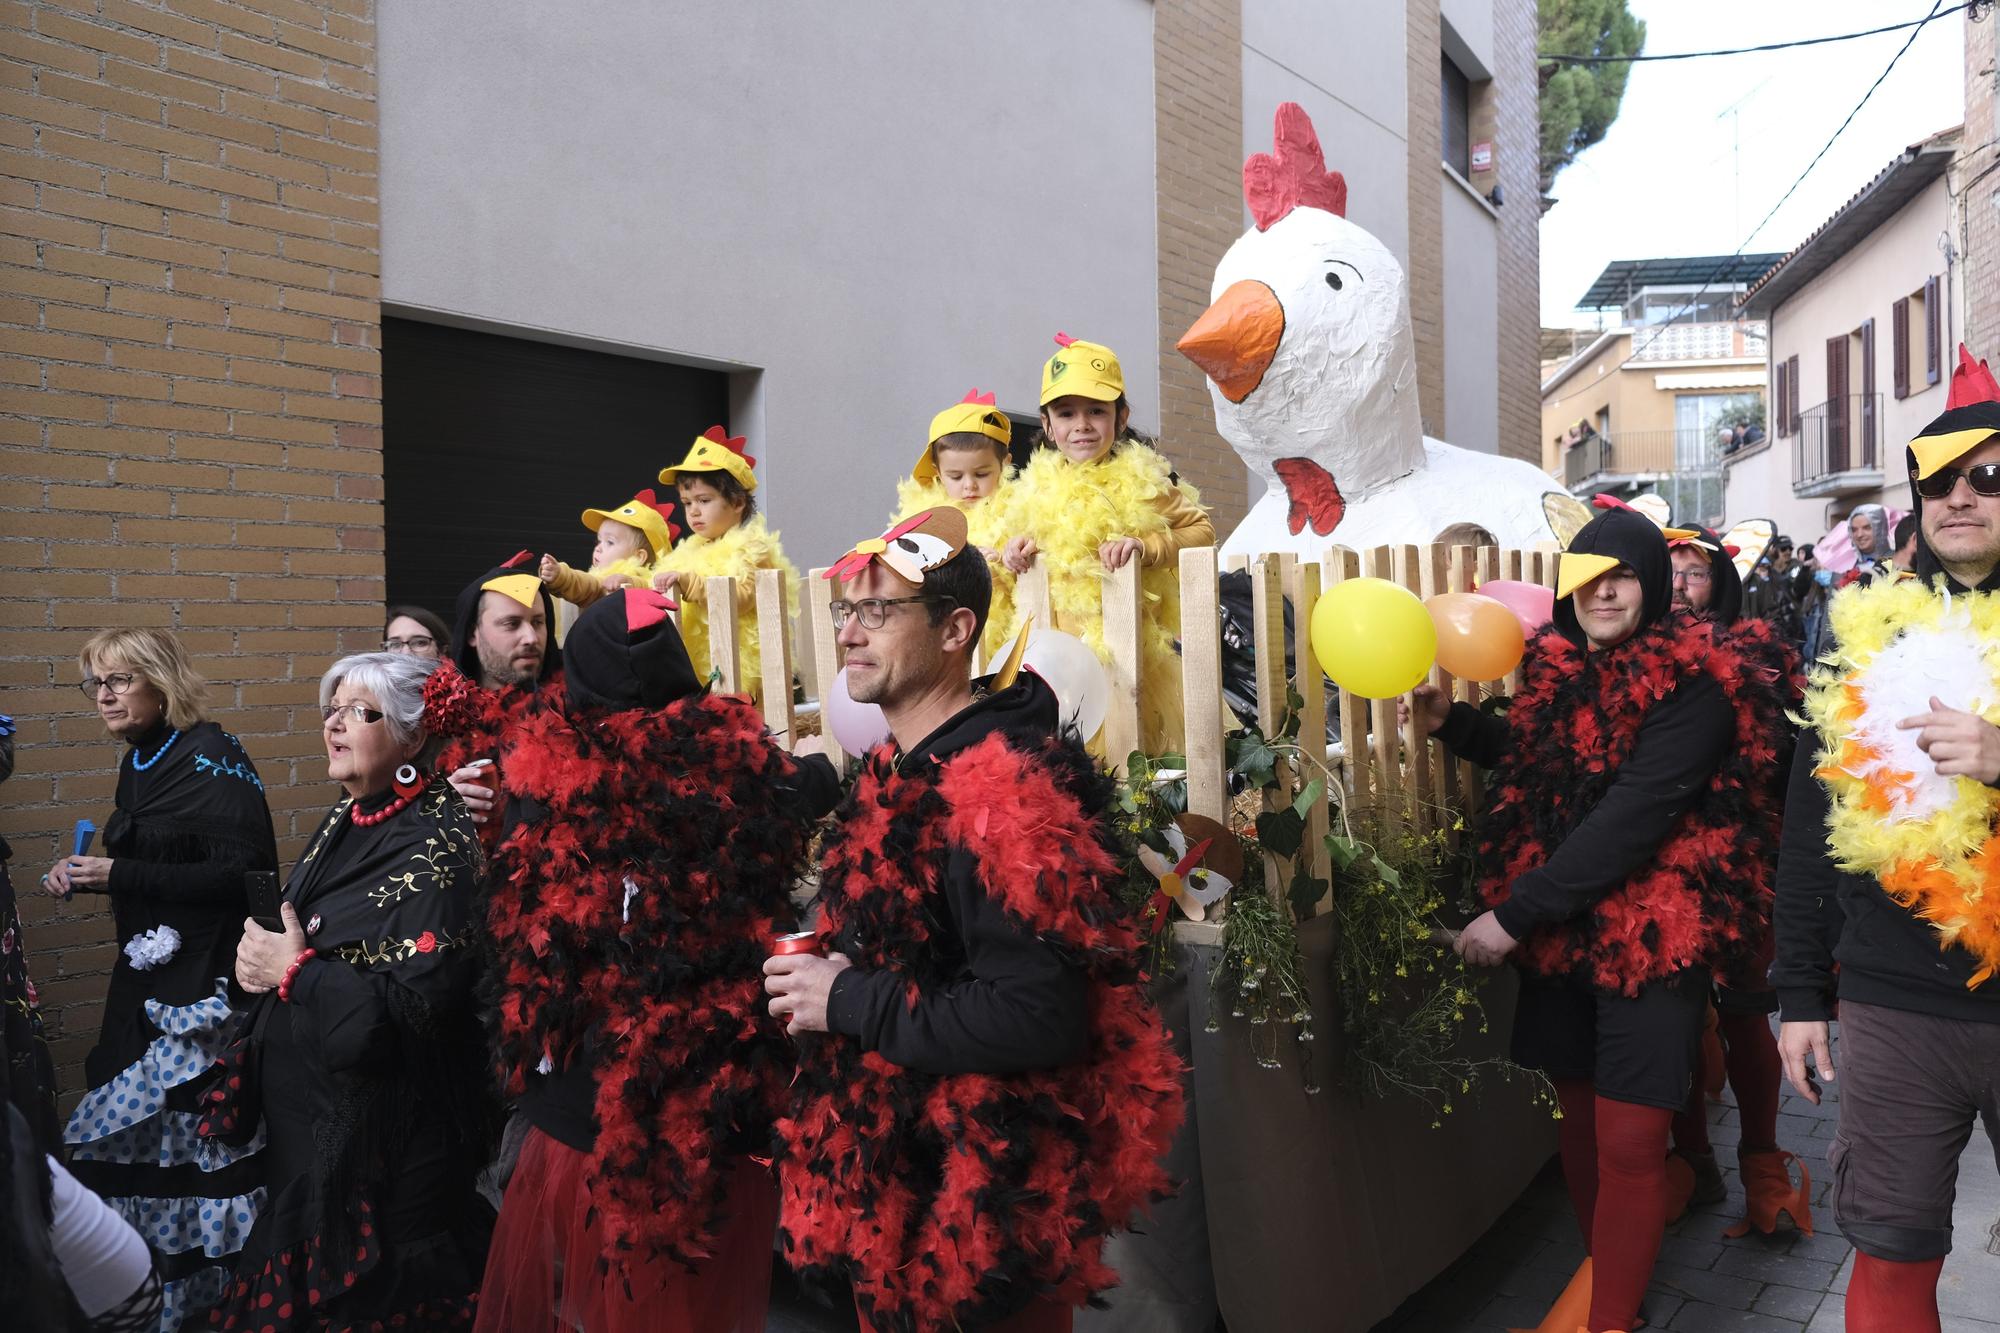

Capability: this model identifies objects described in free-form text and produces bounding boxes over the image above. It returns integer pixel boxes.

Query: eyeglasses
[1913,462,2000,500]
[79,673,139,698]
[320,703,386,726]
[1671,569,1712,586]
[828,596,955,631]
[383,635,436,653]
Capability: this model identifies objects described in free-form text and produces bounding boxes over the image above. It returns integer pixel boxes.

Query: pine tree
[1539,0,1646,212]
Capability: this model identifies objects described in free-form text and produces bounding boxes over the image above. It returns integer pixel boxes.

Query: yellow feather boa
[1804,575,2000,986]
[993,443,1199,754]
[891,476,1017,661]
[652,516,797,700]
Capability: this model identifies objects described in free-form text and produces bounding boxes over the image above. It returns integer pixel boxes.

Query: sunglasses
[1913,462,2000,500]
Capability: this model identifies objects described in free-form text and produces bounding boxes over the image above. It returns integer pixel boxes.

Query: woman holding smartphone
[208,651,492,1330]
[48,628,277,1330]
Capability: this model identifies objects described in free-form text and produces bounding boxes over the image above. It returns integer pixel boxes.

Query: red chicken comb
[698,425,756,469]
[1244,102,1348,231]
[622,586,676,631]
[823,513,931,583]
[961,389,998,405]
[630,488,662,511]
[1591,494,1635,512]
[502,549,536,569]
[1053,332,1076,349]
[1946,343,2000,410]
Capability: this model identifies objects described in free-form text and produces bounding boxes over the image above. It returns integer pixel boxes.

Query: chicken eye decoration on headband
[824,506,970,585]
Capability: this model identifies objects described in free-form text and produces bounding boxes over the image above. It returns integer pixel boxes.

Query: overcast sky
[1539,0,1967,327]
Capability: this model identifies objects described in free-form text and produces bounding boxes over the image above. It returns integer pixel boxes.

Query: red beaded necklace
[349,791,416,827]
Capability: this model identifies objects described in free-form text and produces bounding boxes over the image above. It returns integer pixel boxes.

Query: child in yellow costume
[539,488,678,644]
[893,389,1017,661]
[999,334,1215,753]
[650,425,798,700]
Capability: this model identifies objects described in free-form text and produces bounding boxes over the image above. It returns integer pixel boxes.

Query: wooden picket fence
[702,545,1559,917]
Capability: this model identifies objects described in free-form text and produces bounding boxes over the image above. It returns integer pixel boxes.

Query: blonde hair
[78,627,210,730]
[1433,522,1499,549]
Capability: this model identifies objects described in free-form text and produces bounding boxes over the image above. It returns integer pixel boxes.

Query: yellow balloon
[1310,577,1438,699]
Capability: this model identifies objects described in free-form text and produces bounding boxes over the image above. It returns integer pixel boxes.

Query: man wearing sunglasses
[1776,344,2000,1331]
[763,509,1180,1333]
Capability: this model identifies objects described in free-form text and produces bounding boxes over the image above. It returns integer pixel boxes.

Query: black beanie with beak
[1552,505,1672,646]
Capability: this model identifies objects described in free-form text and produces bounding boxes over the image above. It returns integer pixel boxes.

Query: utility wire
[1540,2,1971,66]
[1545,0,1951,414]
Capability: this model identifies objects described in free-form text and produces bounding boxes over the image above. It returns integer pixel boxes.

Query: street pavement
[1371,1018,2000,1333]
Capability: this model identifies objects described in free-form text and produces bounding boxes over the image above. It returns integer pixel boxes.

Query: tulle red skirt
[473,1126,777,1333]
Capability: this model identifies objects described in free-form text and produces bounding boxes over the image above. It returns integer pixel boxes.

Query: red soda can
[771,931,824,1024]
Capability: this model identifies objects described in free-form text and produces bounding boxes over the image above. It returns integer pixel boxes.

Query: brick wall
[1960,12,1999,360]
[0,0,381,1104]
[1153,0,1248,529]
[1405,0,1445,437]
[1492,0,1540,463]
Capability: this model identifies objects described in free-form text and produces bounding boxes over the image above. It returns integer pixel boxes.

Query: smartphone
[245,871,284,933]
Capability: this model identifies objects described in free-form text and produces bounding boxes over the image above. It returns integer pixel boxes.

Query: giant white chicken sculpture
[1178,103,1578,558]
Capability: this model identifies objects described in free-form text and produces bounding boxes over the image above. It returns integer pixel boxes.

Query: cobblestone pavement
[1371,1019,2000,1333]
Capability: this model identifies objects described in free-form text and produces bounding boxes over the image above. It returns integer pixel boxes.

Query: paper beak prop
[1178,279,1286,404]
[1720,518,1776,579]
[1136,813,1243,922]
[824,506,970,585]
[1556,552,1623,600]
[482,550,543,610]
[989,613,1034,691]
[1543,492,1595,547]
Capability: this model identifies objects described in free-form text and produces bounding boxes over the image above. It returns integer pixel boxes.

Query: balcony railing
[1794,394,1884,497]
[1563,427,1727,526]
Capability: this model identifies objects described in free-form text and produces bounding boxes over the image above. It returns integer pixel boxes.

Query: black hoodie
[1682,526,1744,626]
[1772,421,2000,1024]
[449,552,562,686]
[822,672,1092,1073]
[1551,506,1673,645]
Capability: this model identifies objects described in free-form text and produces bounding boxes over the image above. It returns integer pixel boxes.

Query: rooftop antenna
[1716,77,1773,244]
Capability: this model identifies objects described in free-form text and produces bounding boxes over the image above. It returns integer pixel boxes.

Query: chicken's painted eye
[1324,271,1343,292]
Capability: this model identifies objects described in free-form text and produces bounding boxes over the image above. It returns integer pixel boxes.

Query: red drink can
[771,930,825,958]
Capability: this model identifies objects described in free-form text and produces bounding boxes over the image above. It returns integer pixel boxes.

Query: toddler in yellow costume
[539,488,678,643]
[649,426,798,700]
[999,334,1214,753]
[892,388,1017,660]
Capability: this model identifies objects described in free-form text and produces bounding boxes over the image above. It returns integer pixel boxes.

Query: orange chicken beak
[1177,280,1285,404]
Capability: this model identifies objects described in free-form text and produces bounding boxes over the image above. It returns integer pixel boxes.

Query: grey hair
[320,651,438,754]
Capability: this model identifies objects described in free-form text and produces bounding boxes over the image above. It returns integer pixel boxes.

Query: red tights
[1674,1010,1785,1155]
[1554,1079,1674,1333]
[1846,1253,1944,1333]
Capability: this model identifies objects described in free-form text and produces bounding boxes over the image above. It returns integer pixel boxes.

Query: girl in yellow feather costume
[1000,335,1215,754]
[892,389,1018,661]
[649,426,799,702]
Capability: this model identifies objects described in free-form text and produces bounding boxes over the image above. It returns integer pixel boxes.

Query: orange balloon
[1424,592,1526,682]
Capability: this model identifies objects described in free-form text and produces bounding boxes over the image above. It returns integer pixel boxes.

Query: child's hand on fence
[538,553,558,583]
[600,573,632,591]
[1002,536,1039,574]
[1098,536,1144,571]
[650,569,678,595]
[1400,684,1451,736]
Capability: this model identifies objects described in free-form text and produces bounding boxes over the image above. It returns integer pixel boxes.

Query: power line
[1545,0,1951,414]
[1540,2,1972,66]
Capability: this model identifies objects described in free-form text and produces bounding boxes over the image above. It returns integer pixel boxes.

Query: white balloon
[1020,630,1109,742]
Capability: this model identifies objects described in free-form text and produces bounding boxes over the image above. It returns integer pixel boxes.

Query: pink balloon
[824,666,891,754]
[1477,579,1555,635]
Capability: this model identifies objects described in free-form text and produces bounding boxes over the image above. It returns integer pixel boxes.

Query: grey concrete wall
[1441,169,1499,454]
[376,1,1159,570]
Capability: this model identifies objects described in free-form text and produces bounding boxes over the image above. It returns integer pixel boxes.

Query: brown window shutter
[1892,296,1910,399]
[1775,357,1789,436]
[1860,318,1876,461]
[1926,275,1941,385]
[1788,356,1801,435]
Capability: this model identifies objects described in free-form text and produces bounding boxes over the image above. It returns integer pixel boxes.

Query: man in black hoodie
[438,551,563,833]
[764,509,1181,1333]
[1775,345,2000,1331]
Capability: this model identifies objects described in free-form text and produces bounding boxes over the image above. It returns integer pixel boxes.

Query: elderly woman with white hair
[202,652,493,1331]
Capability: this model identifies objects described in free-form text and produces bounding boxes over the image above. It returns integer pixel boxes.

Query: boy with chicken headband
[649,425,799,701]
[1403,499,1784,1333]
[767,507,1181,1333]
[1777,345,2000,1332]
[999,333,1214,752]
[895,388,1018,657]
[538,487,678,631]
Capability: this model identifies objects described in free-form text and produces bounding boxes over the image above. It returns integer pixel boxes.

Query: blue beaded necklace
[130,728,181,772]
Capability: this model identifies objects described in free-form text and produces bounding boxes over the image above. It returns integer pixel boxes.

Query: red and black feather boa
[777,732,1184,1332]
[436,673,565,852]
[1476,613,1796,994]
[483,689,818,1274]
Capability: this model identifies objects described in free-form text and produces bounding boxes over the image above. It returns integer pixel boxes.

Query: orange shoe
[1509,1257,1592,1333]
[1725,1149,1814,1237]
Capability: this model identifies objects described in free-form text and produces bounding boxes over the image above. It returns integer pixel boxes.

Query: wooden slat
[1366,545,1401,834]
[1322,547,1369,815]
[1394,544,1430,833]
[1223,552,1250,575]
[1499,548,1526,697]
[1284,555,1331,913]
[1472,545,1501,806]
[1447,544,1479,831]
[1251,553,1289,905]
[805,567,844,768]
[1099,559,1142,774]
[706,575,740,695]
[755,568,794,745]
[1016,560,1052,631]
[1179,546,1227,824]
[1421,543,1452,822]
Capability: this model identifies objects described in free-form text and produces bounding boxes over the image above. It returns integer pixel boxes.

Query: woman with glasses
[48,627,277,1330]
[383,604,450,661]
[205,652,491,1331]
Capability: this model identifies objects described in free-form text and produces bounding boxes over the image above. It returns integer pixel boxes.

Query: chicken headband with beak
[1552,498,1673,639]
[482,549,543,612]
[915,389,1013,483]
[824,506,969,586]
